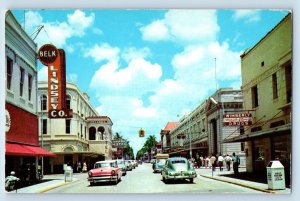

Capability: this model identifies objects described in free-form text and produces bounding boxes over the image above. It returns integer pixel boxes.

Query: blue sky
[12,9,289,155]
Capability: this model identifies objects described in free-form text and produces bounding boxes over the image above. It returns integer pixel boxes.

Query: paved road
[45,163,265,193]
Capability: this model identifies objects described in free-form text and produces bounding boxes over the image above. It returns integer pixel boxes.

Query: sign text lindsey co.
[38,44,72,118]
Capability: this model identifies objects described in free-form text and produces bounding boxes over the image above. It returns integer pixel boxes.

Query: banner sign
[223,113,252,126]
[38,44,72,118]
[112,140,126,148]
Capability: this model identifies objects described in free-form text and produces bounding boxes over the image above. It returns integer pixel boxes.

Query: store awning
[223,123,291,143]
[6,143,56,157]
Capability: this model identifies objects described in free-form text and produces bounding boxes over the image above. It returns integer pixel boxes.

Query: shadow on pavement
[221,172,267,184]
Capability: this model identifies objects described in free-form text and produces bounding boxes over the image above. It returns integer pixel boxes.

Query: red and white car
[88,160,123,185]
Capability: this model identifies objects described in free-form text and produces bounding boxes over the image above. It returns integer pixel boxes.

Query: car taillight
[111,170,116,176]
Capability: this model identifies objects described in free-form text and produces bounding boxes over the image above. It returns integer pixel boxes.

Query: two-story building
[38,81,113,173]
[5,10,54,183]
[224,13,292,187]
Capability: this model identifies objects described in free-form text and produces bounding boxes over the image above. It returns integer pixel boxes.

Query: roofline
[240,12,292,59]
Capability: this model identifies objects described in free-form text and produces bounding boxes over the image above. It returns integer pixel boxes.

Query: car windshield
[95,162,116,168]
[171,160,186,164]
[156,159,166,164]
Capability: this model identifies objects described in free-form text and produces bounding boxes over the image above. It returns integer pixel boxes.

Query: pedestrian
[210,155,216,171]
[82,162,87,173]
[225,154,232,171]
[232,152,240,175]
[218,154,224,171]
[205,156,209,168]
[77,161,82,173]
[200,155,204,168]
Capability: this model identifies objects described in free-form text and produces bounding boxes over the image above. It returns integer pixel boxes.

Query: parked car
[131,160,138,168]
[153,158,167,173]
[124,160,133,171]
[117,160,127,176]
[87,160,122,185]
[161,157,197,183]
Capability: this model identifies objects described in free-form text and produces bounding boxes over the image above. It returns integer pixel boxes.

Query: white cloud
[232,10,261,23]
[121,47,152,63]
[84,43,120,63]
[90,58,162,94]
[67,73,78,83]
[25,10,94,49]
[140,10,219,44]
[67,10,95,36]
[93,27,103,36]
[140,20,170,41]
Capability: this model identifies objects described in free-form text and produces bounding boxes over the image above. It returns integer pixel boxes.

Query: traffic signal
[138,128,145,137]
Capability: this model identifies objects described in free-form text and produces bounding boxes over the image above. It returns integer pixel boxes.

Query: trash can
[64,166,73,182]
[266,160,286,190]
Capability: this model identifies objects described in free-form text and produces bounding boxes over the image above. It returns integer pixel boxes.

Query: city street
[44,163,264,194]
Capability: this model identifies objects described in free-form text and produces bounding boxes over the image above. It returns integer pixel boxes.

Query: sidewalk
[10,174,80,193]
[195,167,291,194]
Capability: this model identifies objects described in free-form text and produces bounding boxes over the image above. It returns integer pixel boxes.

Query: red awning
[6,143,56,157]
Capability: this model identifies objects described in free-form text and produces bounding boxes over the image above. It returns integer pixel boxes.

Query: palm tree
[144,135,157,161]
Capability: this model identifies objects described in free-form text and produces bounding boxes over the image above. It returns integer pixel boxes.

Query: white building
[38,81,113,173]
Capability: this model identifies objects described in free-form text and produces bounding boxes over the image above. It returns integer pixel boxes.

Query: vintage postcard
[4,9,291,194]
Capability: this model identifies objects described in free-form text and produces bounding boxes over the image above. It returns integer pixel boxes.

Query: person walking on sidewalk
[232,152,240,175]
[225,154,232,171]
[210,155,216,171]
[218,154,224,171]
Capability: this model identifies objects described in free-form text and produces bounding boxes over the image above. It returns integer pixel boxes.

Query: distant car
[131,160,138,168]
[117,160,127,176]
[161,157,197,183]
[87,160,122,185]
[124,160,133,171]
[153,158,167,173]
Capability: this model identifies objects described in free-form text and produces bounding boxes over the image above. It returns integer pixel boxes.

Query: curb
[200,175,276,194]
[37,178,80,193]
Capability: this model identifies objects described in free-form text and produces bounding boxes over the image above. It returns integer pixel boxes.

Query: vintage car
[153,158,167,173]
[87,160,122,185]
[116,160,127,176]
[124,160,133,171]
[161,157,197,183]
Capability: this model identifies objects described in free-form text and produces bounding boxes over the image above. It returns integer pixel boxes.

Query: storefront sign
[112,140,126,148]
[223,113,252,126]
[37,44,72,118]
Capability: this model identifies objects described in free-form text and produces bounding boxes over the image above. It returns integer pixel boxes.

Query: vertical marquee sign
[38,44,73,118]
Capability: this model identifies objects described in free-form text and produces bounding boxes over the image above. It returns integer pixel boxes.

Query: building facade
[169,100,208,158]
[5,10,54,183]
[224,13,292,186]
[160,122,178,154]
[206,88,244,159]
[38,81,113,173]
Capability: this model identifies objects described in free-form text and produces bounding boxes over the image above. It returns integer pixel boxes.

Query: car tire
[90,182,94,186]
[189,178,194,183]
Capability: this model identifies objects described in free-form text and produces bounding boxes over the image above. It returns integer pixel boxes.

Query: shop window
[66,95,71,109]
[66,119,71,134]
[28,74,33,101]
[41,95,47,110]
[285,63,292,103]
[254,141,265,161]
[251,85,259,108]
[42,119,47,134]
[20,67,25,97]
[6,57,13,90]
[272,73,278,99]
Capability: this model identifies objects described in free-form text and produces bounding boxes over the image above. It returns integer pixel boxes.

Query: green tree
[143,135,157,161]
